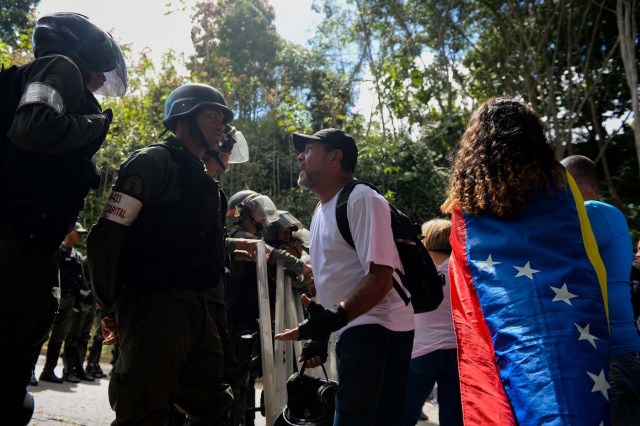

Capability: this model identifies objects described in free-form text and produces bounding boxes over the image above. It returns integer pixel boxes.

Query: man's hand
[301,265,316,296]
[101,313,119,345]
[275,294,348,341]
[299,338,328,369]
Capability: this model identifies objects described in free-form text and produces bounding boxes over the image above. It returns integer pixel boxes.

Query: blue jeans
[610,351,640,426]
[334,324,414,426]
[401,349,463,426]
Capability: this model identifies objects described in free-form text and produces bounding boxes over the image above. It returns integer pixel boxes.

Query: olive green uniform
[1,54,109,422]
[88,138,232,425]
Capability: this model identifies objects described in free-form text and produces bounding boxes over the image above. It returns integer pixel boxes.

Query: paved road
[29,355,439,425]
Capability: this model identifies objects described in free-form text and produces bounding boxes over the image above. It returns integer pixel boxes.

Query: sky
[35,0,375,116]
[36,0,323,63]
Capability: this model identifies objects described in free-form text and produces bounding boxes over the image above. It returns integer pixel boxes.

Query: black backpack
[336,180,444,313]
[0,64,21,141]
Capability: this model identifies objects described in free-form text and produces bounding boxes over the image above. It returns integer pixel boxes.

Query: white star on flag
[550,283,578,305]
[574,323,598,348]
[514,261,540,279]
[476,254,501,272]
[587,369,610,401]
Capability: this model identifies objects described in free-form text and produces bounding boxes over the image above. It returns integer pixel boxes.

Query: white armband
[17,82,65,114]
[100,191,142,226]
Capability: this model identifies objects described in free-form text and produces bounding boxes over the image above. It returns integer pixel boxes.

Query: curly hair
[441,98,565,219]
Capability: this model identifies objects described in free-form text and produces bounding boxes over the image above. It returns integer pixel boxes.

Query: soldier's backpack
[336,180,444,313]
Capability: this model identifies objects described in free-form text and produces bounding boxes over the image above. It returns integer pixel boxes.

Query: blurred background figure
[561,154,640,425]
[401,219,462,426]
[632,239,640,333]
[36,223,90,385]
[226,191,312,426]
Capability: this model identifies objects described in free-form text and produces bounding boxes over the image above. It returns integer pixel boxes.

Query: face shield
[94,38,127,97]
[275,211,303,232]
[292,228,311,248]
[246,194,279,224]
[219,127,249,164]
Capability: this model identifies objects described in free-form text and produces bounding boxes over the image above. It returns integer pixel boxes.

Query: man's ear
[330,149,343,167]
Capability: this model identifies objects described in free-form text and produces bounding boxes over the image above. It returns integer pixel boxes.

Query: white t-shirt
[411,258,457,358]
[310,184,415,340]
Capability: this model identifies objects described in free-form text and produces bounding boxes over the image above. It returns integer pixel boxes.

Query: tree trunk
[617,0,640,180]
[588,96,621,204]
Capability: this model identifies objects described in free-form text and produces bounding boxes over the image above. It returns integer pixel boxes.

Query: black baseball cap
[292,128,358,172]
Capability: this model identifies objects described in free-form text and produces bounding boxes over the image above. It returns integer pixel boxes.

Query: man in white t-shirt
[275,128,414,426]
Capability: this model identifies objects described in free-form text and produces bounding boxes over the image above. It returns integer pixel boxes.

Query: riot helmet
[263,211,309,248]
[33,12,127,96]
[163,83,247,169]
[227,190,279,230]
[163,83,233,130]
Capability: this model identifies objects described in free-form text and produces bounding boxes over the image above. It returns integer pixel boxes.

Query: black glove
[297,300,348,340]
[300,338,329,363]
[102,108,114,125]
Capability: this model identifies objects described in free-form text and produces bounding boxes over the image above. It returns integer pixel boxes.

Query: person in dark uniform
[87,83,245,425]
[0,12,126,424]
[263,210,315,297]
[85,306,109,379]
[64,252,98,383]
[226,191,313,426]
[34,222,90,384]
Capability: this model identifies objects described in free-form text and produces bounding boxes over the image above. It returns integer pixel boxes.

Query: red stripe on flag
[450,207,516,425]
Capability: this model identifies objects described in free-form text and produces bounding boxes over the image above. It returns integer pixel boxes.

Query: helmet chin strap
[187,116,227,172]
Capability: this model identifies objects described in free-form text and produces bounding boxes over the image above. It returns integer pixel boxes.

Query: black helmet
[263,210,304,246]
[163,83,234,131]
[227,190,279,224]
[33,12,127,96]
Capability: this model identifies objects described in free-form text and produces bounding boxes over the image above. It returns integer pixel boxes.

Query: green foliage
[21,0,637,240]
[0,0,39,47]
[354,130,449,224]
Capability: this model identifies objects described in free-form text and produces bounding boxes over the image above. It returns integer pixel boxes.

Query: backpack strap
[336,180,379,248]
[335,180,411,306]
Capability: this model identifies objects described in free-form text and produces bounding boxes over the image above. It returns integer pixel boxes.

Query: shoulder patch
[121,175,144,197]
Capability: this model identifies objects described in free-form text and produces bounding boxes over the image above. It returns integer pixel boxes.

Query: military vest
[119,140,225,292]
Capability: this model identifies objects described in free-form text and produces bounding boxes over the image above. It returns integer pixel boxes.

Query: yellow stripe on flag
[566,172,609,325]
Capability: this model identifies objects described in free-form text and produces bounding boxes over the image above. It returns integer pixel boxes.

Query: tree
[0,2,37,68]
[616,0,640,179]
[0,0,39,48]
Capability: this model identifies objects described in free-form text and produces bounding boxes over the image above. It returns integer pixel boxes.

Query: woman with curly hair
[442,98,611,425]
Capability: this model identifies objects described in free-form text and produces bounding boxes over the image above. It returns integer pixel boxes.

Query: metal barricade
[257,246,337,425]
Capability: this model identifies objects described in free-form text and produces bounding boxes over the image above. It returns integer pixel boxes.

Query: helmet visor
[276,211,303,231]
[94,39,127,97]
[227,131,249,164]
[292,228,311,248]
[247,195,279,223]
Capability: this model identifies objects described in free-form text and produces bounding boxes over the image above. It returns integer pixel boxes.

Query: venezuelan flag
[449,174,610,425]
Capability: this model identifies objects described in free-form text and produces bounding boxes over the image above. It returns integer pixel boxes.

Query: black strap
[336,180,378,247]
[335,180,411,306]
